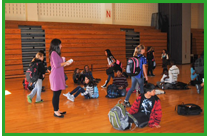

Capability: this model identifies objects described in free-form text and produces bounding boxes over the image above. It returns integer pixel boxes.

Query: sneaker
[63,93,70,97]
[68,95,75,102]
[101,85,107,88]
[196,84,201,94]
[66,94,72,99]
[124,100,131,107]
[81,92,85,96]
[27,95,32,103]
[101,80,107,88]
[35,99,44,103]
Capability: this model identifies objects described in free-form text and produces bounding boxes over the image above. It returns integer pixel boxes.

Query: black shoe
[54,113,64,118]
[124,101,131,107]
[60,111,66,115]
[151,74,155,77]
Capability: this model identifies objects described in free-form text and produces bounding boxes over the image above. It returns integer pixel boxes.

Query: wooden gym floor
[5,65,204,133]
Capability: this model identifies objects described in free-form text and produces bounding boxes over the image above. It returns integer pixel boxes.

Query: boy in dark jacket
[128,83,162,128]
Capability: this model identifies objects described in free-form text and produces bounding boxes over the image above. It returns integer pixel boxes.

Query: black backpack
[175,103,202,115]
[173,82,189,90]
[25,62,40,84]
[194,56,204,74]
[126,57,141,76]
[106,84,120,98]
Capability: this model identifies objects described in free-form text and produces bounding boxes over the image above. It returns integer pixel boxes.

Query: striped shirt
[169,65,180,83]
[113,76,128,89]
[83,85,94,97]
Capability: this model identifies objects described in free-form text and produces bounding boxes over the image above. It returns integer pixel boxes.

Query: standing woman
[147,46,155,76]
[124,45,148,107]
[161,49,169,70]
[101,49,116,88]
[49,39,72,118]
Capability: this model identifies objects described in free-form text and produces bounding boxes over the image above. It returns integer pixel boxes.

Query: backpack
[23,78,35,91]
[108,100,139,130]
[115,60,122,69]
[106,84,120,98]
[172,82,189,90]
[175,103,202,115]
[91,86,99,98]
[25,62,40,84]
[126,57,141,76]
[194,56,204,74]
[23,78,29,90]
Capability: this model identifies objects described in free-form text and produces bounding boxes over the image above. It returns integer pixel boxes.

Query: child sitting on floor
[112,68,128,97]
[81,65,101,83]
[156,69,173,89]
[128,83,162,128]
[73,68,82,84]
[190,63,201,86]
[63,76,98,102]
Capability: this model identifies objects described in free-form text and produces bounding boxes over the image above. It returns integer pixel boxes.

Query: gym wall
[5,3,158,26]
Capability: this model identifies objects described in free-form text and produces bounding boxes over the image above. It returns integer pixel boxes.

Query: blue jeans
[70,86,85,98]
[125,76,144,101]
[118,89,126,97]
[105,72,114,86]
[28,79,42,102]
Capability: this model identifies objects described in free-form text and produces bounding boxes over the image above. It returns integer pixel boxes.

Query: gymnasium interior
[4,3,204,133]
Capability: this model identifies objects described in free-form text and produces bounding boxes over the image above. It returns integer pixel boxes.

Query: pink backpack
[115,60,122,68]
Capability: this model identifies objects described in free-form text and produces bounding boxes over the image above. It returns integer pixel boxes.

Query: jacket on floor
[128,94,162,128]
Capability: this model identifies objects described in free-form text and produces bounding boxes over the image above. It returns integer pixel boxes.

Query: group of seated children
[73,65,101,85]
[68,66,128,101]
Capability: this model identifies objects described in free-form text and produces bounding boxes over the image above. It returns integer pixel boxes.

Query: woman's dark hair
[105,49,116,61]
[105,49,113,57]
[84,75,96,87]
[84,65,90,73]
[74,68,80,74]
[49,39,62,59]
